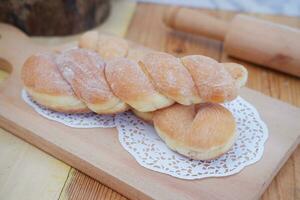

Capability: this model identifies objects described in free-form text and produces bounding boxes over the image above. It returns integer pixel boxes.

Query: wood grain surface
[163,7,300,77]
[59,4,300,200]
[0,3,299,200]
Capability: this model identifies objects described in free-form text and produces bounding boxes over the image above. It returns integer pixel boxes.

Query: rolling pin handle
[163,7,229,41]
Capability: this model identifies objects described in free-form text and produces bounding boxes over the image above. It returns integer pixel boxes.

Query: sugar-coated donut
[23,31,249,117]
[140,52,201,105]
[105,58,174,112]
[21,53,89,113]
[153,103,236,160]
[97,34,129,60]
[78,31,99,51]
[222,63,248,88]
[126,44,154,63]
[182,55,238,103]
[56,48,129,114]
[79,31,129,61]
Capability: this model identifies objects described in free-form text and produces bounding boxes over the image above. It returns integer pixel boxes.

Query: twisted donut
[22,32,247,114]
[55,49,129,114]
[105,57,173,112]
[153,103,236,160]
[21,53,89,113]
[21,32,248,160]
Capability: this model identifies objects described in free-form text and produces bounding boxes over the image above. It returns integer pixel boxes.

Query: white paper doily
[115,96,268,179]
[22,89,115,128]
[22,89,268,179]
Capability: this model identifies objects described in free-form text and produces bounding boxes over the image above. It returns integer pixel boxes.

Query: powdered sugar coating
[140,52,200,105]
[127,44,154,63]
[182,55,238,103]
[106,58,157,97]
[222,63,248,88]
[22,52,75,96]
[97,34,129,60]
[56,49,116,104]
[105,58,173,111]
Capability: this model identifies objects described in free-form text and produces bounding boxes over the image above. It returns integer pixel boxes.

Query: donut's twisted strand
[21,31,248,160]
[75,31,247,114]
[22,31,247,115]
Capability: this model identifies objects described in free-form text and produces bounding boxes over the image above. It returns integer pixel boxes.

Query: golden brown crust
[79,31,129,61]
[192,103,236,148]
[140,52,200,105]
[56,48,128,113]
[105,57,173,112]
[22,32,248,115]
[127,43,154,63]
[181,55,238,103]
[21,53,89,113]
[153,103,236,160]
[222,62,248,88]
[26,87,90,113]
[131,108,154,123]
[97,34,129,60]
[22,53,74,96]
[78,31,99,51]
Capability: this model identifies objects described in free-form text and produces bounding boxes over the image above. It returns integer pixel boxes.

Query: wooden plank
[59,169,126,200]
[1,65,299,200]
[0,3,300,200]
[0,128,70,200]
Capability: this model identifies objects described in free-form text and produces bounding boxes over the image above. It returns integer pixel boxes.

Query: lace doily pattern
[115,96,268,179]
[22,89,115,128]
[22,89,268,179]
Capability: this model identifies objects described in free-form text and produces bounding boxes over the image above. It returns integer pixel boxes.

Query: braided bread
[55,49,129,114]
[153,103,236,160]
[21,53,89,113]
[21,32,248,160]
[22,32,247,114]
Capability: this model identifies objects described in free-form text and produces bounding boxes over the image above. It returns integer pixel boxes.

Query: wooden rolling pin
[163,7,300,77]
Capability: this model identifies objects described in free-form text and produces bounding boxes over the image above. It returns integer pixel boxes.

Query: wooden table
[1,3,299,200]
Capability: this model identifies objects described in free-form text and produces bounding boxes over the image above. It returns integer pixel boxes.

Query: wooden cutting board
[0,23,299,200]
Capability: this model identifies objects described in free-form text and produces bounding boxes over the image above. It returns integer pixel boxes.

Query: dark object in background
[0,0,110,36]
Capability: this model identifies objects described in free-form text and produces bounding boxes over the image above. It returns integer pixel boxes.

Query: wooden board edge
[0,115,152,200]
[257,138,300,199]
